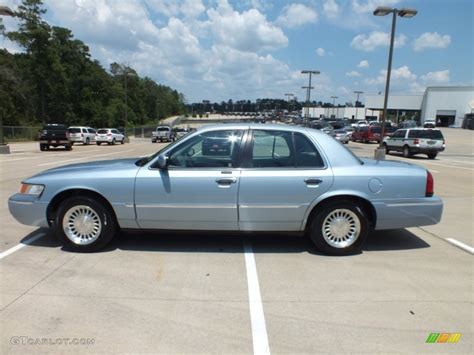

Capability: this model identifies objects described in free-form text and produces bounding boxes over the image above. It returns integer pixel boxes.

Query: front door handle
[216,177,237,185]
[304,178,322,185]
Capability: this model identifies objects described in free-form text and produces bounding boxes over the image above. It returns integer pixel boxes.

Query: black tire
[85,138,90,145]
[65,145,72,151]
[403,145,411,158]
[362,137,368,144]
[71,142,74,146]
[121,138,125,144]
[40,144,46,151]
[427,152,437,159]
[112,138,116,145]
[308,200,369,256]
[383,143,390,154]
[97,142,101,145]
[55,196,117,252]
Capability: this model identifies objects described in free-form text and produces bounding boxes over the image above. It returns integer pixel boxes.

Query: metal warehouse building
[365,86,474,127]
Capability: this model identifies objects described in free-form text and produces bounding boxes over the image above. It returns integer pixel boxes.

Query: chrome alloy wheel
[322,209,361,248]
[62,205,102,245]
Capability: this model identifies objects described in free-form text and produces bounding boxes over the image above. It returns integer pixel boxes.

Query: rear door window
[97,129,108,134]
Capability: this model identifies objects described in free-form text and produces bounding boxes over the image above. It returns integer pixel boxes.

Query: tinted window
[157,127,170,131]
[251,130,292,168]
[97,129,108,134]
[68,128,81,133]
[294,133,324,168]
[88,128,96,134]
[370,127,381,133]
[168,130,243,168]
[408,130,444,139]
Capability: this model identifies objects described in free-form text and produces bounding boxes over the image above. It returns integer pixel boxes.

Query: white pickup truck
[151,126,175,143]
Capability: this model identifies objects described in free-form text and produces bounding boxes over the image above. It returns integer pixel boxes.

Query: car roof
[196,123,327,137]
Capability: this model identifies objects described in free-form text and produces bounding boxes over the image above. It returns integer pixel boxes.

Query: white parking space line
[244,241,270,355]
[0,232,46,260]
[94,149,134,158]
[38,157,88,166]
[445,238,474,255]
[418,161,474,171]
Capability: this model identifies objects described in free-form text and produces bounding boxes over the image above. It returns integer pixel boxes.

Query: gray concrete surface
[0,128,472,354]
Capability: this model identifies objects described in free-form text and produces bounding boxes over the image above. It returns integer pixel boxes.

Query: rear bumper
[411,146,445,153]
[39,140,70,145]
[96,137,112,142]
[373,196,443,230]
[8,194,49,227]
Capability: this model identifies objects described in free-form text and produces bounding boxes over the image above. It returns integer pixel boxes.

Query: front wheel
[85,137,90,145]
[121,138,125,144]
[427,152,437,159]
[55,196,117,252]
[403,145,411,158]
[383,143,390,154]
[308,201,368,255]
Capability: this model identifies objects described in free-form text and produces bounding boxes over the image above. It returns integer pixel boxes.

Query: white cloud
[351,0,401,14]
[180,0,206,19]
[346,70,361,77]
[351,31,407,51]
[413,32,451,52]
[420,70,450,84]
[323,0,340,19]
[357,59,369,68]
[277,3,318,28]
[207,0,288,52]
[365,65,416,85]
[316,47,325,56]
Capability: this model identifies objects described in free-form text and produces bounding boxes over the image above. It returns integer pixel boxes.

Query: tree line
[0,0,185,128]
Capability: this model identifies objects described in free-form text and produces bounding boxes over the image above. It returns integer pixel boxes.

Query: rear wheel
[362,137,368,144]
[308,201,368,255]
[427,152,437,159]
[65,145,72,151]
[383,143,390,154]
[403,145,411,158]
[55,196,117,252]
[121,138,125,144]
[85,137,90,145]
[40,144,46,151]
[112,138,116,145]
[97,142,101,145]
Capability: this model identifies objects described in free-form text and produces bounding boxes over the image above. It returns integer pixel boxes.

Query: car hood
[28,158,140,180]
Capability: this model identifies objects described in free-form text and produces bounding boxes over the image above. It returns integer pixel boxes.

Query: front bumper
[8,194,49,227]
[373,196,443,230]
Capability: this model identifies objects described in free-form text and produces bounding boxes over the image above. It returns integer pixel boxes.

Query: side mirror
[157,154,168,169]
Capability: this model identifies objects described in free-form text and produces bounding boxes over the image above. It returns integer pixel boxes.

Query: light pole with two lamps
[301,70,320,124]
[373,6,417,160]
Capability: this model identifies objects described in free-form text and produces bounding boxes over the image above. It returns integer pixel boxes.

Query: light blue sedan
[8,124,443,255]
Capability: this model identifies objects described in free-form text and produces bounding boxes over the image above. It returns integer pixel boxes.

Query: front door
[238,129,333,231]
[135,129,245,230]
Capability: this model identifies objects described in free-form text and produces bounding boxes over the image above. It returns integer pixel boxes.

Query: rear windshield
[43,124,67,131]
[97,129,109,134]
[157,127,170,131]
[370,127,381,133]
[408,130,444,139]
[68,128,81,133]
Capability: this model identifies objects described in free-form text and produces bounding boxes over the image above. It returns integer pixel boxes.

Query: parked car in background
[351,125,383,143]
[333,129,350,144]
[68,126,96,145]
[39,124,72,151]
[152,126,175,143]
[174,128,189,140]
[96,128,125,145]
[9,124,443,256]
[368,120,380,126]
[343,126,355,138]
[423,121,436,128]
[351,120,368,128]
[383,128,445,159]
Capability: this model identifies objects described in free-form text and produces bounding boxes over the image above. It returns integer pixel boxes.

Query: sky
[1,0,473,104]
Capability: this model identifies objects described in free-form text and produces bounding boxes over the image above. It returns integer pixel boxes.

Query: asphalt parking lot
[0,128,472,354]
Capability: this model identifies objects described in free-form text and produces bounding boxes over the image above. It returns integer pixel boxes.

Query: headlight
[19,183,44,196]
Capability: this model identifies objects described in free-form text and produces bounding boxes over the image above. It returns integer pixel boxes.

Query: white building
[365,86,474,126]
[304,107,380,120]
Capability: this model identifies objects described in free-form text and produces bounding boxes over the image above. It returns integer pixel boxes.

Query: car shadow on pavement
[22,227,429,255]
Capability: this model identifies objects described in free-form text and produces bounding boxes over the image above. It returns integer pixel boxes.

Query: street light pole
[0,5,15,154]
[301,70,320,124]
[285,93,294,112]
[331,96,338,117]
[373,6,417,160]
[354,90,364,121]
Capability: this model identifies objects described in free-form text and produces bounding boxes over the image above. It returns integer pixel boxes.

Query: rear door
[238,129,333,231]
[409,129,444,149]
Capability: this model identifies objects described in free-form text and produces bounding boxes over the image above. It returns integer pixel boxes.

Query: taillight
[413,138,419,145]
[107,133,112,136]
[426,170,434,197]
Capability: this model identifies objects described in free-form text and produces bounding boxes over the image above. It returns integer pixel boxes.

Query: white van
[68,126,96,145]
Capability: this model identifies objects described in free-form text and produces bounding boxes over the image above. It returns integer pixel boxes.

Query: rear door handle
[216,177,237,185]
[304,178,322,185]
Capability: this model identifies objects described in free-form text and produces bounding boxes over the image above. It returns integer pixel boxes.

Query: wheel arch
[46,188,118,227]
[302,194,377,232]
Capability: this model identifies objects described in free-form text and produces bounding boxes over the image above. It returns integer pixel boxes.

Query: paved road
[0,128,472,354]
